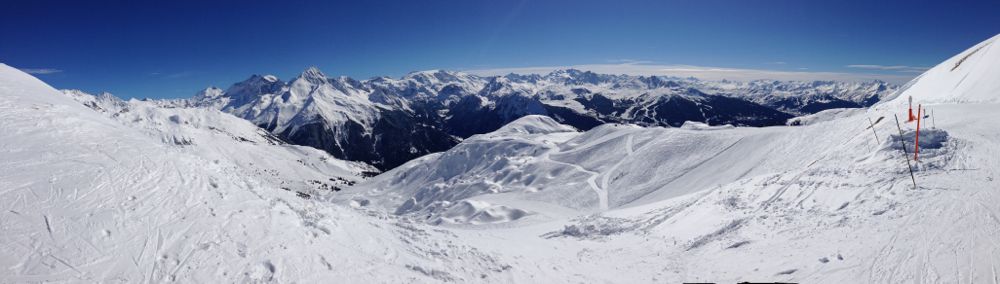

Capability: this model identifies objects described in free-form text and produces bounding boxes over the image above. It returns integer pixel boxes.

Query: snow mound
[876,128,952,166]
[786,108,867,126]
[480,115,577,137]
[541,215,637,239]
[431,200,531,225]
[885,33,1000,104]
[680,121,735,130]
[886,128,950,150]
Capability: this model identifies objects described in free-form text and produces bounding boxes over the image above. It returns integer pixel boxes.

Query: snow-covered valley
[2,32,999,283]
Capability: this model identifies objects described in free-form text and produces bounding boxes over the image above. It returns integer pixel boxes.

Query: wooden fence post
[868,116,880,145]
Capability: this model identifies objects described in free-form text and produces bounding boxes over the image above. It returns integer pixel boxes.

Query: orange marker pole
[908,96,915,122]
[914,104,922,162]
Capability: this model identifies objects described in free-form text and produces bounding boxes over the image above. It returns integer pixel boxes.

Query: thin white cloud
[605,59,653,65]
[464,63,917,84]
[20,68,63,74]
[846,64,930,73]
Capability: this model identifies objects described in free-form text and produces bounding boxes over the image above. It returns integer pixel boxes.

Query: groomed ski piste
[3,33,1000,282]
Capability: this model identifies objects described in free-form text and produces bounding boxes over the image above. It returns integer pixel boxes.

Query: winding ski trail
[599,134,636,207]
[539,143,608,210]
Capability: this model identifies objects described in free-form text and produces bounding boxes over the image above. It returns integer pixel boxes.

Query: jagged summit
[403,69,477,85]
[299,66,327,80]
[232,74,285,89]
[478,75,514,95]
[405,69,450,76]
[544,68,618,85]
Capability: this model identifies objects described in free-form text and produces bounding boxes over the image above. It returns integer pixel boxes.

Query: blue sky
[2,0,998,99]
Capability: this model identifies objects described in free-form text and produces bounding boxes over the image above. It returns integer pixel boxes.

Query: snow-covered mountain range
[182,67,895,170]
[4,31,996,283]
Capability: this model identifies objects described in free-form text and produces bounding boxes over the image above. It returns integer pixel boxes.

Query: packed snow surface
[3,32,1000,283]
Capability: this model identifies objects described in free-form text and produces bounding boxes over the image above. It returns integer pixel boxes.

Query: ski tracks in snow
[541,133,637,211]
[599,134,636,208]
[541,147,607,210]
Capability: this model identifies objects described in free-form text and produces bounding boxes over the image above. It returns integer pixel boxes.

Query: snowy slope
[341,33,1000,282]
[62,89,376,196]
[0,64,518,283]
[884,33,1000,104]
[346,110,870,221]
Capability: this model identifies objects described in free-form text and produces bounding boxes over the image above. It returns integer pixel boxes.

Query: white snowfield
[61,88,376,197]
[2,32,999,283]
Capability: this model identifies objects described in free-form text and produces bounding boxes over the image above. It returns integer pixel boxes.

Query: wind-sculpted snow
[429,200,531,225]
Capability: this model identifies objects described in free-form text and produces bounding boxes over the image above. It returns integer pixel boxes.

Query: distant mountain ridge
[169,68,895,170]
